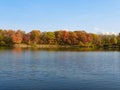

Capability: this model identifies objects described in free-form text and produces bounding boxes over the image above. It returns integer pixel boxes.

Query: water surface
[0,48,120,90]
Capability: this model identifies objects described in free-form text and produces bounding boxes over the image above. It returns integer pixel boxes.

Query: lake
[0,48,120,90]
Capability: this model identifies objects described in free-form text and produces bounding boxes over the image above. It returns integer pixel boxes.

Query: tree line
[0,29,120,48]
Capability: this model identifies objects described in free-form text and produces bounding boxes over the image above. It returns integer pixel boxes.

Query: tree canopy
[0,29,119,48]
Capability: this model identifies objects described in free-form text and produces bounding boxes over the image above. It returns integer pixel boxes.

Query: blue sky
[0,0,120,33]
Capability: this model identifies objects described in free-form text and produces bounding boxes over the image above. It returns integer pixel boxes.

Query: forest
[0,29,120,48]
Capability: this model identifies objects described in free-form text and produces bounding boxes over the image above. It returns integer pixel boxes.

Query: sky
[0,0,120,34]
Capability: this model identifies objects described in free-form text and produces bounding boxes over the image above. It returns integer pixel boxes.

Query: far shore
[0,44,120,52]
[13,44,120,49]
[13,44,80,48]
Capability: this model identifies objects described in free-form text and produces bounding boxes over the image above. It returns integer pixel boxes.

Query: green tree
[41,32,56,44]
[117,33,120,45]
[110,37,117,45]
[3,36,13,46]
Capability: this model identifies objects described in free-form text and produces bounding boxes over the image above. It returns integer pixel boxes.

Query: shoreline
[0,44,120,51]
[13,44,120,48]
[13,44,81,48]
[11,44,120,51]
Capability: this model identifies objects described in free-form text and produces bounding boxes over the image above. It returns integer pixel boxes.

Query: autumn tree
[0,30,5,46]
[75,31,93,46]
[3,36,13,46]
[92,34,102,47]
[117,33,120,45]
[0,29,120,48]
[55,30,71,45]
[23,33,31,45]
[67,32,78,45]
[30,30,41,44]
[41,32,56,44]
[55,31,65,45]
[5,30,15,37]
[12,30,23,44]
[110,36,118,45]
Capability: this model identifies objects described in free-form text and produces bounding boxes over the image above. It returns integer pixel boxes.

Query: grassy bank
[13,44,80,48]
[1,44,120,52]
[13,44,120,49]
[1,44,120,51]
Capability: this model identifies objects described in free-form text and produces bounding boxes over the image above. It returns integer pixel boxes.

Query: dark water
[0,48,120,90]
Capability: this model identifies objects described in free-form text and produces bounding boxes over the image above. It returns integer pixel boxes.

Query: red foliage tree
[23,33,31,44]
[12,30,23,44]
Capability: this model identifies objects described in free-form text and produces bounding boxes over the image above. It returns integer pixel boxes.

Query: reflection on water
[0,48,120,90]
[12,48,22,54]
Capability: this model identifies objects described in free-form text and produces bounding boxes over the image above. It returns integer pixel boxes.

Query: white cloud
[93,27,117,35]
[104,32,117,35]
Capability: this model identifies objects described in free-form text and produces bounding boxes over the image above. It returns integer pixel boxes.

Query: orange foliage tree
[12,30,23,44]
